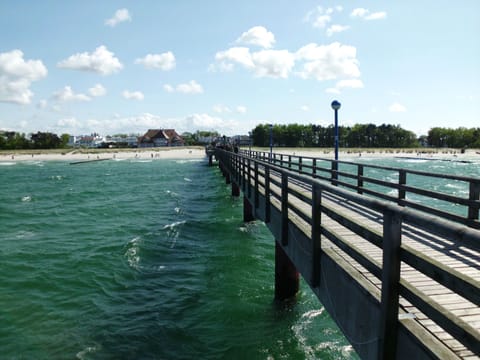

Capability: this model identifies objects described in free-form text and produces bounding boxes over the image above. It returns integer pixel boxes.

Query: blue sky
[0,1,479,137]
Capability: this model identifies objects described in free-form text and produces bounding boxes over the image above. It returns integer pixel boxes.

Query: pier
[213,149,480,359]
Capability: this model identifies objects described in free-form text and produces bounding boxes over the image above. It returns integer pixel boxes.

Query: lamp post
[331,100,341,161]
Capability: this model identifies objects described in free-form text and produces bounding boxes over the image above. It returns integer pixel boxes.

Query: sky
[0,1,479,137]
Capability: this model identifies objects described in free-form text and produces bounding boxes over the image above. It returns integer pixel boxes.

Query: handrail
[216,149,480,357]
[240,149,480,229]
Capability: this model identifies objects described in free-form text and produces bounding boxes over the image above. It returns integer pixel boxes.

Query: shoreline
[1,146,479,163]
[0,146,207,162]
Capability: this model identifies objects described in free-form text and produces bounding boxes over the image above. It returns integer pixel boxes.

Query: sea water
[0,156,478,359]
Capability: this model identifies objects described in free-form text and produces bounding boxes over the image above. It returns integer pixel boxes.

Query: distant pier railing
[240,149,480,229]
[213,148,480,360]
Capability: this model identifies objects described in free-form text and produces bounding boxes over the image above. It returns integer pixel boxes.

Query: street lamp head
[331,100,341,110]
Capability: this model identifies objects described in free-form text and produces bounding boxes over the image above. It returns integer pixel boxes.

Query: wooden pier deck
[214,149,480,360]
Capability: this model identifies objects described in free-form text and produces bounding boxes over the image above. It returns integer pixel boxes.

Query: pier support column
[275,241,299,301]
[232,182,240,197]
[243,195,254,222]
[208,155,213,166]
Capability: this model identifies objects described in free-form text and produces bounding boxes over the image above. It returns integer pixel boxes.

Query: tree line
[0,131,70,150]
[252,124,480,148]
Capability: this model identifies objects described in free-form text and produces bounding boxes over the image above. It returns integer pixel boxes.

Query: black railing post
[254,162,259,209]
[357,164,364,194]
[247,158,252,198]
[242,156,246,192]
[311,182,322,287]
[468,181,480,220]
[299,157,303,173]
[398,170,406,206]
[378,209,402,360]
[312,158,317,178]
[331,161,338,185]
[265,166,271,223]
[281,172,289,246]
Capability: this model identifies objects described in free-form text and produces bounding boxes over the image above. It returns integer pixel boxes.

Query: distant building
[232,135,251,146]
[138,129,184,147]
[75,135,105,147]
[105,135,139,147]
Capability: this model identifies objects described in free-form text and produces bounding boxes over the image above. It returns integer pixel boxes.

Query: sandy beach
[1,147,479,163]
[0,147,207,163]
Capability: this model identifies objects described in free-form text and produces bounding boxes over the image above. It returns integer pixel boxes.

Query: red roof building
[138,129,184,147]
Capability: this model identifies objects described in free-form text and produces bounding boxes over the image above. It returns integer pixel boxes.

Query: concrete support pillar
[208,155,213,166]
[275,241,299,301]
[232,182,240,197]
[226,174,231,184]
[243,195,254,222]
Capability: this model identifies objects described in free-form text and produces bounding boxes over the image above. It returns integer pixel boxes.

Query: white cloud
[213,41,361,82]
[325,87,341,94]
[53,86,91,102]
[236,106,247,114]
[326,24,350,37]
[57,45,123,75]
[57,117,83,128]
[88,83,106,97]
[304,6,344,30]
[214,47,254,71]
[326,78,364,94]
[165,80,203,94]
[177,80,203,94]
[236,26,275,49]
[351,8,387,20]
[37,99,48,109]
[163,84,174,93]
[214,47,294,79]
[304,6,332,28]
[122,90,144,100]
[351,8,369,18]
[300,105,310,112]
[389,103,407,112]
[105,8,131,27]
[213,104,247,114]
[134,52,176,70]
[365,12,387,20]
[251,50,295,78]
[296,42,360,81]
[336,79,364,89]
[184,113,239,132]
[213,104,231,113]
[0,49,47,104]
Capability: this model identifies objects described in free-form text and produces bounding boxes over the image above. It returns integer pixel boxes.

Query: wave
[124,237,141,270]
[0,162,16,166]
[175,159,203,164]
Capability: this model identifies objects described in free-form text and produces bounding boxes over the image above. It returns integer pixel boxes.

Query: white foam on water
[76,344,100,359]
[162,220,186,230]
[0,162,16,166]
[21,196,32,202]
[175,159,203,164]
[15,230,35,239]
[125,237,141,270]
[184,177,192,182]
[163,220,186,248]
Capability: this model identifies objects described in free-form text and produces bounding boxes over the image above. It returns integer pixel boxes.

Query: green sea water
[1,156,478,359]
[0,158,356,359]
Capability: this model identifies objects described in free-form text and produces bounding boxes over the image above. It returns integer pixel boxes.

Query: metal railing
[241,150,480,229]
[216,149,480,358]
